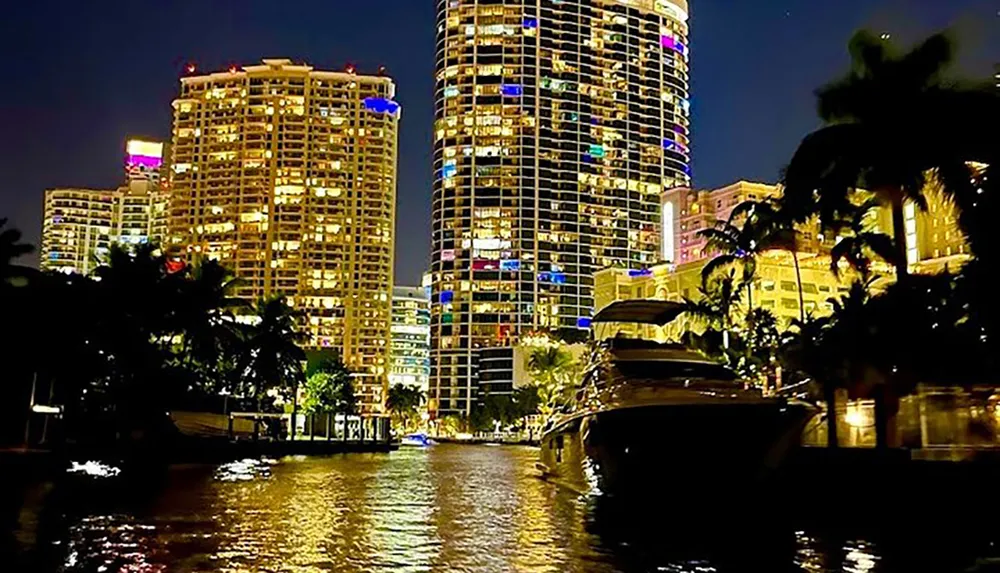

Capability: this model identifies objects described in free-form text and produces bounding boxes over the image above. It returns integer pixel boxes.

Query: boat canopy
[591,300,685,326]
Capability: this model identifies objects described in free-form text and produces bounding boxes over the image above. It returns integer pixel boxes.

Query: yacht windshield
[614,360,737,382]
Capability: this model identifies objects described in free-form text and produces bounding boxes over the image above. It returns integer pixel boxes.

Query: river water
[6,444,1000,572]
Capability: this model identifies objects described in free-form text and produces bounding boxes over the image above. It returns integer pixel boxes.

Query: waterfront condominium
[429,0,692,417]
[390,286,432,395]
[167,59,400,412]
[40,138,169,274]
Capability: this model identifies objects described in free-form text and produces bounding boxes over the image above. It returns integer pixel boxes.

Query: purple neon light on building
[128,155,164,169]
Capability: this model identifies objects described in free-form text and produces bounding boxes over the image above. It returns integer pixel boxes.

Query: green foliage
[512,385,541,418]
[526,344,582,418]
[467,386,541,433]
[236,297,307,402]
[386,384,425,431]
[435,414,464,437]
[303,357,356,415]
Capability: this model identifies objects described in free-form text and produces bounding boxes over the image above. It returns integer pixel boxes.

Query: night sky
[1,1,997,286]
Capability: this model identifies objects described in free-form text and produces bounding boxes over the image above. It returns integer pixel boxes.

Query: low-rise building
[594,252,852,341]
[661,180,969,272]
[599,180,971,340]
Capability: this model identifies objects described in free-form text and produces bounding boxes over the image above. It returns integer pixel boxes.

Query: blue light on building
[500,259,521,272]
[363,97,401,114]
[500,84,523,97]
[440,290,454,304]
[538,272,567,284]
[577,317,592,328]
[523,18,538,28]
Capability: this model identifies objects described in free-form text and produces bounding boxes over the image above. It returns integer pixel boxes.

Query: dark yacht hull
[538,402,815,496]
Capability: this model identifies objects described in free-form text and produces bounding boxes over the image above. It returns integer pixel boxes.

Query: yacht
[538,300,816,496]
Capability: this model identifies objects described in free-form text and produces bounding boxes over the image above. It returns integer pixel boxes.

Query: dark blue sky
[1,0,996,285]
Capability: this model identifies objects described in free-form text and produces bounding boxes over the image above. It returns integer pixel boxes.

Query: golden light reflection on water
[38,445,911,572]
[366,448,439,570]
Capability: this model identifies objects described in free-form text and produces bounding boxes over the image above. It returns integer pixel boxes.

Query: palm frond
[858,232,899,267]
[829,237,856,277]
[697,225,739,250]
[701,254,737,285]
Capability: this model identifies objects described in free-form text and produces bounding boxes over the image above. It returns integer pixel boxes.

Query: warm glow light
[32,404,62,414]
[662,199,675,262]
[845,404,867,428]
[127,140,164,159]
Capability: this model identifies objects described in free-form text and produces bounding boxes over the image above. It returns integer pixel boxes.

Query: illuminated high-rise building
[390,286,431,394]
[117,139,170,248]
[41,188,116,274]
[40,138,169,274]
[167,59,400,412]
[429,0,692,416]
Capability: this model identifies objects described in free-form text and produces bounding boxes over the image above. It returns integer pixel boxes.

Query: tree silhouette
[783,31,998,281]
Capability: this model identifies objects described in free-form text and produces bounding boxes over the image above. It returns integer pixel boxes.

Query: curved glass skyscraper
[430,0,691,417]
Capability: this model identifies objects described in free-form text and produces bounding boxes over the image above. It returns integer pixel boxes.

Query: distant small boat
[400,433,435,447]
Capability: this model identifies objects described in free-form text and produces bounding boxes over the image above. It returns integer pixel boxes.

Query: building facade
[40,139,169,274]
[390,286,431,394]
[429,0,692,417]
[41,188,117,274]
[660,180,970,272]
[594,254,853,341]
[116,139,170,249]
[167,59,400,412]
[661,180,831,265]
[597,179,971,339]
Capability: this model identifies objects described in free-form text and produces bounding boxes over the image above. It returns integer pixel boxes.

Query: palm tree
[732,199,808,321]
[782,281,875,448]
[239,297,307,406]
[90,244,186,413]
[781,313,837,446]
[782,31,998,282]
[176,259,245,395]
[512,385,541,418]
[526,345,578,418]
[0,218,33,288]
[698,209,772,310]
[827,198,898,281]
[386,384,425,432]
[679,270,742,348]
